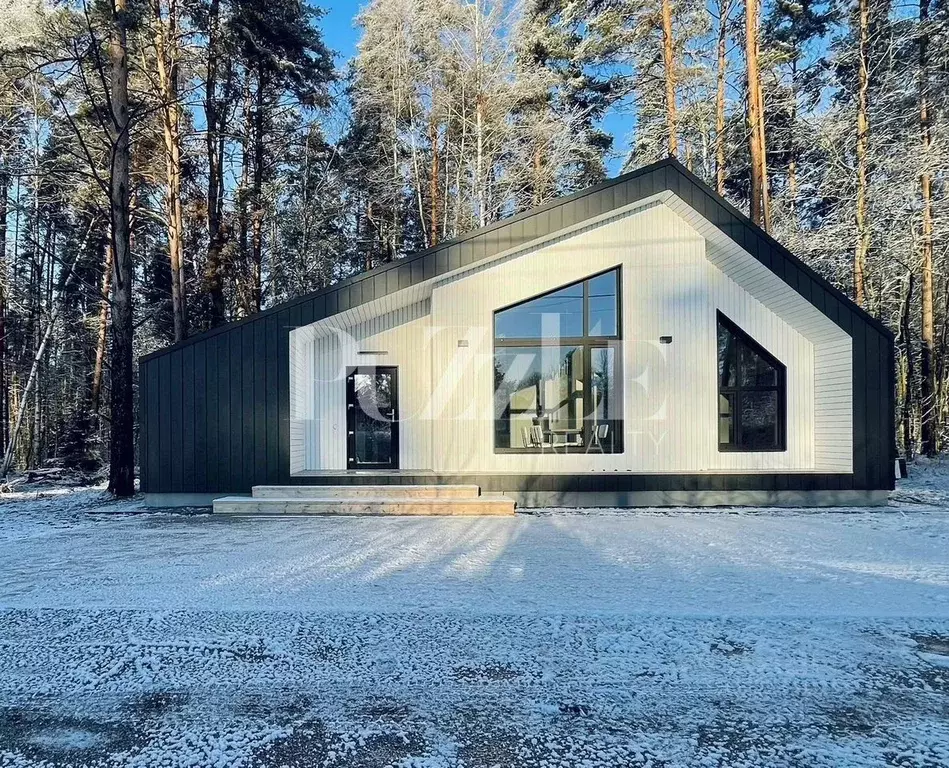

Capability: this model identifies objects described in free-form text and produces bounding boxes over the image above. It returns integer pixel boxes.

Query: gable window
[717,312,786,451]
[493,268,622,454]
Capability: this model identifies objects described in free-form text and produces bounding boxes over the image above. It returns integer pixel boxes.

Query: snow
[0,465,947,766]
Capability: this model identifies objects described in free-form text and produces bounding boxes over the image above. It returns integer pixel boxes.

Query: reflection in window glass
[740,390,780,449]
[493,269,622,453]
[590,346,619,452]
[717,314,785,451]
[494,283,583,339]
[352,372,394,466]
[590,347,615,421]
[717,323,737,387]
[718,393,735,446]
[587,270,618,336]
[740,343,778,386]
[494,347,584,449]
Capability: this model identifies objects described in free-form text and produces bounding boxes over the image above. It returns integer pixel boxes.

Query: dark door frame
[346,365,400,470]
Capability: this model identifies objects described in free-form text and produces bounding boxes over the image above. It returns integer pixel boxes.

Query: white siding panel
[427,203,833,473]
[663,195,852,472]
[306,302,432,471]
[288,327,312,474]
[302,283,432,342]
[290,198,854,476]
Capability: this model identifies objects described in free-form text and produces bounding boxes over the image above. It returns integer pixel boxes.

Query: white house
[140,159,895,512]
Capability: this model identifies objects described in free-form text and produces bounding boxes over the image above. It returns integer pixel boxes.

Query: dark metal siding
[139,158,896,496]
[249,472,861,494]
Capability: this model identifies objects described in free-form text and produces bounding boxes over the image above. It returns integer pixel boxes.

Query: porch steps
[251,484,482,500]
[212,484,515,516]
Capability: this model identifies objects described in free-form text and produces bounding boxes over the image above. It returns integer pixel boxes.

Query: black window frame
[716,311,787,452]
[493,266,624,454]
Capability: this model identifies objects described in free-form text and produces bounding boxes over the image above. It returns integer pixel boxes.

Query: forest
[0,0,945,495]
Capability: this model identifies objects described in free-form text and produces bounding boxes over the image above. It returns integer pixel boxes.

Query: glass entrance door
[346,367,399,469]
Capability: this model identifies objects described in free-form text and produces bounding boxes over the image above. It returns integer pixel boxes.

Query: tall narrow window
[717,312,786,451]
[494,268,622,453]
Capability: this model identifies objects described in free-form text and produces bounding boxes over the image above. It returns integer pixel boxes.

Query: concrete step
[251,484,481,500]
[213,495,515,517]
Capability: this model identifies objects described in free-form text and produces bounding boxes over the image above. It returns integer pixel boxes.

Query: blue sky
[313,2,630,176]
[319,2,360,63]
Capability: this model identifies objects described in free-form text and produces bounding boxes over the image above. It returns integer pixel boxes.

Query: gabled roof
[141,157,890,363]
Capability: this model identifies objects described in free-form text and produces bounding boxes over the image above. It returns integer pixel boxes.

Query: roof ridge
[141,156,890,363]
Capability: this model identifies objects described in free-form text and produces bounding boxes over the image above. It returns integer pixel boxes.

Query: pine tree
[762,0,833,226]
[745,0,771,231]
[511,0,613,207]
[229,0,333,313]
[106,0,135,496]
[919,0,936,454]
[273,121,348,301]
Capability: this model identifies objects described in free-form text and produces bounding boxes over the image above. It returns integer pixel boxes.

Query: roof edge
[662,158,894,341]
[139,158,678,363]
[140,156,893,365]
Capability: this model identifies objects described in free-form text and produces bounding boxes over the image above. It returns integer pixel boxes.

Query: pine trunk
[661,0,678,157]
[745,0,770,230]
[788,159,797,215]
[0,166,7,456]
[91,241,113,414]
[715,0,729,195]
[249,67,265,313]
[475,94,486,227]
[901,273,915,458]
[533,146,543,207]
[745,0,762,225]
[236,78,252,315]
[853,0,870,308]
[756,95,770,233]
[429,118,440,246]
[204,0,226,326]
[787,62,798,223]
[406,98,428,247]
[919,0,936,455]
[108,0,135,497]
[153,0,187,341]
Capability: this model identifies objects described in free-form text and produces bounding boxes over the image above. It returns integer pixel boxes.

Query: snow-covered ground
[0,468,948,766]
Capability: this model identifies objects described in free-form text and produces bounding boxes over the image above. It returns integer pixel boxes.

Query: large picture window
[494,268,622,453]
[717,312,787,452]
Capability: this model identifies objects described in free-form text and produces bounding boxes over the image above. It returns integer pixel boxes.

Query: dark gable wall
[139,160,896,495]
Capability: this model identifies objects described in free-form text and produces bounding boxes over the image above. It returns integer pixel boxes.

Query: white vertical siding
[703,263,813,471]
[291,199,853,475]
[813,339,853,471]
[428,203,838,473]
[306,301,432,471]
[662,194,852,471]
[288,327,312,474]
